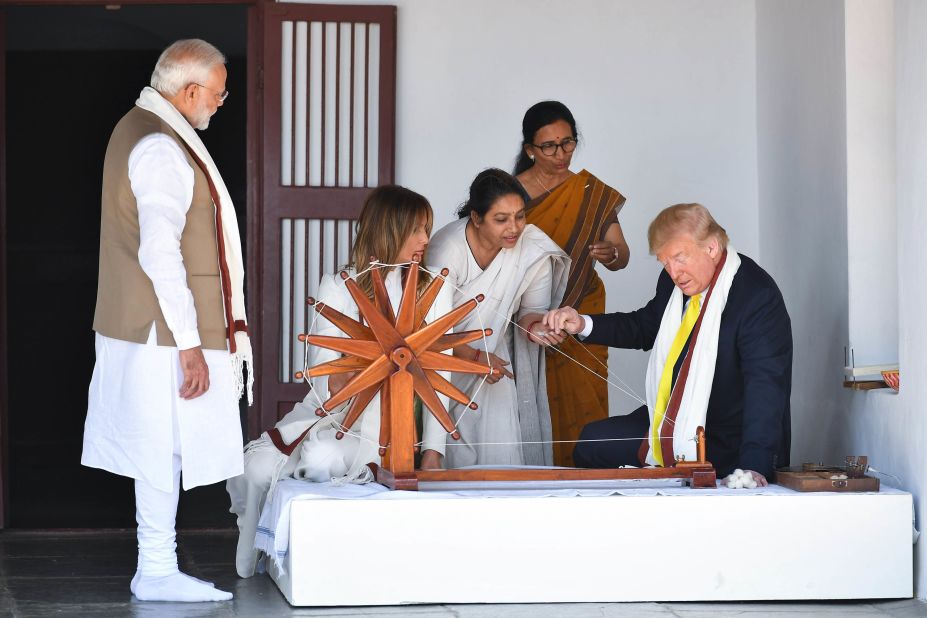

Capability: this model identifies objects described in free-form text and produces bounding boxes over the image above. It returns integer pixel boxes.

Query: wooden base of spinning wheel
[374,461,717,491]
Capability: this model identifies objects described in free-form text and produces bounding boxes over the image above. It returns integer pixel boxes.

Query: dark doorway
[5,4,248,528]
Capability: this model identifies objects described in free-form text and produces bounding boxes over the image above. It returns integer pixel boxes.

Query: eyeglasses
[193,82,229,102]
[531,138,577,157]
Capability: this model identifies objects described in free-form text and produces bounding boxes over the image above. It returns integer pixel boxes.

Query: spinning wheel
[298,259,717,490]
[297,258,496,489]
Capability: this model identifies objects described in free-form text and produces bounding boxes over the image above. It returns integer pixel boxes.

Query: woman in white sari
[227,185,453,577]
[428,169,569,468]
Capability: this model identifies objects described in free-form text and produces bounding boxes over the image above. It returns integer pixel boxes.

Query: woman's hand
[476,350,513,384]
[592,222,630,271]
[517,313,565,347]
[328,371,357,397]
[526,319,566,347]
[419,449,443,470]
[589,240,619,265]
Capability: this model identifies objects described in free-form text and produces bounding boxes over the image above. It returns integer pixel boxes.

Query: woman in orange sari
[514,101,630,466]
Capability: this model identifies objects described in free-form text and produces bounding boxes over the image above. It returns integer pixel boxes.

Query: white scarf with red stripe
[643,247,740,464]
[136,86,253,404]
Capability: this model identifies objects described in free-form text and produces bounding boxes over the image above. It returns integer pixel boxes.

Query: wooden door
[0,6,8,527]
[253,2,396,437]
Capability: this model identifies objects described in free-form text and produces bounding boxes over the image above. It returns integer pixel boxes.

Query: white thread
[301,260,652,451]
[867,466,901,486]
[419,265,646,407]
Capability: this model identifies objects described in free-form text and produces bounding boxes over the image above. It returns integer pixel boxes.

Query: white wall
[843,0,927,597]
[755,0,849,464]
[845,0,898,368]
[893,0,927,595]
[757,0,927,597]
[287,0,760,414]
[840,0,927,596]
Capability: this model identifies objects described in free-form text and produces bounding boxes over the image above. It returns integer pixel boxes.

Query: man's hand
[179,346,210,400]
[519,313,566,347]
[723,469,768,488]
[543,307,586,336]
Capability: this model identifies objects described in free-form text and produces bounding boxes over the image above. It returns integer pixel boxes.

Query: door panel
[257,3,396,436]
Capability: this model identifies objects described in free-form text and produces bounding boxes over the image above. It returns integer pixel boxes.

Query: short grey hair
[150,39,226,96]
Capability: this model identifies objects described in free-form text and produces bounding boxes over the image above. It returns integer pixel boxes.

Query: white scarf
[136,87,253,404]
[644,247,741,464]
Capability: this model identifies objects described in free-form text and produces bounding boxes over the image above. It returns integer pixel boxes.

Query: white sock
[132,571,233,602]
[132,570,215,594]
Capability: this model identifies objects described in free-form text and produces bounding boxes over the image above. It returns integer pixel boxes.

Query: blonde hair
[150,39,226,96]
[348,185,434,297]
[647,203,729,255]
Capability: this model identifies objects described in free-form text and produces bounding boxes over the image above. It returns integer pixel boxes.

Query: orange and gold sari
[525,170,626,466]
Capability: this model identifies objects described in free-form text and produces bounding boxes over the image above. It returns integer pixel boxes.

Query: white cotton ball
[730,478,743,489]
[725,474,737,486]
[745,478,758,489]
[733,469,744,478]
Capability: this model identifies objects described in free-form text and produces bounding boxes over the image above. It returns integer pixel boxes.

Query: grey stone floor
[0,529,925,617]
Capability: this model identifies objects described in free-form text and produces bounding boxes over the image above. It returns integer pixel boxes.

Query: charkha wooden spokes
[301,259,496,483]
[300,259,718,491]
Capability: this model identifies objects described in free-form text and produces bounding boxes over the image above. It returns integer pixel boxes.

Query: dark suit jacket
[584,253,792,478]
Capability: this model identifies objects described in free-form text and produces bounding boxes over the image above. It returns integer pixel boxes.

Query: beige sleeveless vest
[93,106,227,350]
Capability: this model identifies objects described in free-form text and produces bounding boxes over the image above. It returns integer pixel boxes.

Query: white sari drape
[427,219,569,467]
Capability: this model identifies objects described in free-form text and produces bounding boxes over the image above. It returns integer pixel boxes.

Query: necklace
[534,172,553,195]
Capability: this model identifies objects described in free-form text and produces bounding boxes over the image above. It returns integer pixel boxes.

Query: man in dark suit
[543,203,791,485]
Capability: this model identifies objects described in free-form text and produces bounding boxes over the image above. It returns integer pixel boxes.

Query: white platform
[264,481,913,606]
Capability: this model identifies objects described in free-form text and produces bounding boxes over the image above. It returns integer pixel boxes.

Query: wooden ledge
[843,380,889,391]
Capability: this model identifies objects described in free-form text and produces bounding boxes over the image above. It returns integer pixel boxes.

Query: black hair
[456,168,530,219]
[512,100,579,175]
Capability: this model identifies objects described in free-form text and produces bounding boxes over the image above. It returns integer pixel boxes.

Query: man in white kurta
[82,40,250,603]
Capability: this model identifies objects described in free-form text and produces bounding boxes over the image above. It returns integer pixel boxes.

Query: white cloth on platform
[82,127,243,492]
[427,219,569,467]
[227,265,454,577]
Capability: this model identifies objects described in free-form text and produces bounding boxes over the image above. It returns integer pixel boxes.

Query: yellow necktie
[651,294,701,466]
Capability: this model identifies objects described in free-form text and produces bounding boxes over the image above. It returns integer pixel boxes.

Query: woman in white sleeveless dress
[227,185,453,577]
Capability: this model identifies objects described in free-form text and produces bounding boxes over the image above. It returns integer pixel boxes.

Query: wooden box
[777,464,880,492]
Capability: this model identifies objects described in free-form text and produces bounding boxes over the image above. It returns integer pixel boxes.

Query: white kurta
[82,134,243,493]
[427,219,569,467]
